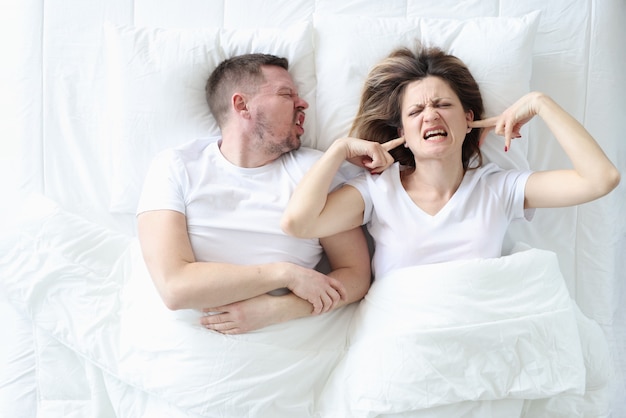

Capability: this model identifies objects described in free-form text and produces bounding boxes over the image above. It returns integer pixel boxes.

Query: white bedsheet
[0,195,611,417]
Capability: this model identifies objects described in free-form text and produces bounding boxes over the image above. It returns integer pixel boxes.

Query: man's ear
[233,93,249,116]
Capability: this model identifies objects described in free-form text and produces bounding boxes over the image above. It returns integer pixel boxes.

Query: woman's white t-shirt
[347,162,533,278]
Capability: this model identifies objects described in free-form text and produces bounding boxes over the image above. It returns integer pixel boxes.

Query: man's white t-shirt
[137,138,350,269]
[348,162,533,278]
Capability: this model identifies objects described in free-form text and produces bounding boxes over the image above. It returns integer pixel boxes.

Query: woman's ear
[397,127,409,147]
[465,110,474,131]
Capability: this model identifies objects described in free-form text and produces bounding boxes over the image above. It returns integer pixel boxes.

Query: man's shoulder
[284,147,363,183]
[281,146,324,170]
[157,137,220,162]
[174,136,220,154]
[289,146,324,160]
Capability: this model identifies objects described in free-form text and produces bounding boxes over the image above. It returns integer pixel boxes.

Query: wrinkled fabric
[0,197,614,417]
[318,247,598,417]
[0,196,354,417]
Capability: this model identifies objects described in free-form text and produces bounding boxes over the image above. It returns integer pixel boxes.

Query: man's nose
[295,95,309,109]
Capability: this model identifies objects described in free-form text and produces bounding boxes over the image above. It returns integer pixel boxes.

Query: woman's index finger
[381,137,406,151]
[469,117,498,129]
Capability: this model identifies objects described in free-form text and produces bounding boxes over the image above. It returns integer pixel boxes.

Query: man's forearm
[200,280,360,334]
[150,260,290,311]
[139,210,290,311]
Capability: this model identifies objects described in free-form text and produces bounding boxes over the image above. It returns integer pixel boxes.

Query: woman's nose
[422,106,440,121]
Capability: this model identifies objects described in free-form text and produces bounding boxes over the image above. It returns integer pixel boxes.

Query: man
[136,53,370,334]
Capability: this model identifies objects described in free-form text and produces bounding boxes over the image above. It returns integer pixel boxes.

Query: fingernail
[504,146,508,152]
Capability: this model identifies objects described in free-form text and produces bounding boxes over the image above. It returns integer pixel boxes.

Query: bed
[0,1,624,417]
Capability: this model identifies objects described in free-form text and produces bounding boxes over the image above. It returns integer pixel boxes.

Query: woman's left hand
[470,92,545,151]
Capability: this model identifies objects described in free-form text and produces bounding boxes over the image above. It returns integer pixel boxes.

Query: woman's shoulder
[467,162,526,182]
[468,162,533,197]
[472,162,503,176]
[378,161,403,179]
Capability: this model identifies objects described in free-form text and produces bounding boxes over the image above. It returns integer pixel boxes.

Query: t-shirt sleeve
[502,169,534,222]
[334,161,364,187]
[136,150,187,216]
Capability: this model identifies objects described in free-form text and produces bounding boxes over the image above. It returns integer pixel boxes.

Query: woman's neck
[400,160,465,215]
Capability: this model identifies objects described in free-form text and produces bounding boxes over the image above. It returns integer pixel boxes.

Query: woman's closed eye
[408,107,424,117]
[408,102,452,116]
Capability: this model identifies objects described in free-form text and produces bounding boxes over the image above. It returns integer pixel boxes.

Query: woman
[281,45,620,416]
[281,46,620,277]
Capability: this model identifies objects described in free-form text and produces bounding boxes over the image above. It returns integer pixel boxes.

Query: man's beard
[254,110,301,155]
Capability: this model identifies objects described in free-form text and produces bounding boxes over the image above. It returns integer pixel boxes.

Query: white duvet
[319,245,609,417]
[0,196,612,417]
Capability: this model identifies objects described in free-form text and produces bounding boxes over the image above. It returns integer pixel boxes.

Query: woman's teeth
[424,129,447,140]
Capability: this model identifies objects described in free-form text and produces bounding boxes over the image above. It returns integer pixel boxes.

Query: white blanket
[0,195,356,417]
[0,196,611,417]
[318,248,591,417]
[118,241,356,417]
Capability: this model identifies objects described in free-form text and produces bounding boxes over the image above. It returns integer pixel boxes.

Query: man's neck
[218,134,281,168]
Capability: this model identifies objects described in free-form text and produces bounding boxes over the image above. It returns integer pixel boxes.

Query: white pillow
[313,12,541,171]
[103,22,316,214]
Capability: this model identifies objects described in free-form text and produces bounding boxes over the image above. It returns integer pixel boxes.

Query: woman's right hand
[336,137,405,174]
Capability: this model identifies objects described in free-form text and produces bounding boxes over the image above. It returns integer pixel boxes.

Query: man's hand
[200,293,307,334]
